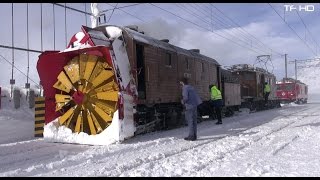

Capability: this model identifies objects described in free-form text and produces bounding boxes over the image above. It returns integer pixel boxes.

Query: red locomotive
[276,78,308,104]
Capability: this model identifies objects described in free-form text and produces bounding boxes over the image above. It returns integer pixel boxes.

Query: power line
[0,54,40,86]
[294,8,319,56]
[268,3,317,56]
[174,3,268,55]
[206,3,284,57]
[107,3,118,23]
[184,3,274,56]
[52,3,91,16]
[105,3,147,23]
[100,3,144,13]
[193,4,253,40]
[84,3,88,26]
[150,3,266,56]
[195,4,255,43]
[0,44,43,54]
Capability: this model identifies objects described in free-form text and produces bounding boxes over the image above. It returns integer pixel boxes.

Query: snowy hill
[294,61,320,102]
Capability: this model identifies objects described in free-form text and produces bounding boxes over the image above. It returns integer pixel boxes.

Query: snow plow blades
[37,46,119,135]
[53,54,118,135]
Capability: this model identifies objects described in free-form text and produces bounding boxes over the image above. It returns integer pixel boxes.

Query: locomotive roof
[227,64,275,76]
[276,78,307,85]
[122,27,220,66]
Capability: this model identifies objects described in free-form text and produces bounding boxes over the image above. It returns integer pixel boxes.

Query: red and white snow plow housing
[37,25,138,145]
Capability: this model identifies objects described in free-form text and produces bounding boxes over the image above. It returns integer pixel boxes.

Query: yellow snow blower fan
[53,53,119,135]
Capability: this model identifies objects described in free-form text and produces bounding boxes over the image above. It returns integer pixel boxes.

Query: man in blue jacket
[180,78,202,141]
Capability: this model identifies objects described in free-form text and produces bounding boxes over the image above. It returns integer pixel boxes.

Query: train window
[284,84,294,91]
[244,73,254,80]
[201,62,204,72]
[165,53,172,67]
[185,58,190,70]
[276,84,281,90]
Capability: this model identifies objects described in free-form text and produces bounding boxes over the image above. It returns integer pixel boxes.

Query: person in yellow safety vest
[209,84,223,125]
[264,82,271,104]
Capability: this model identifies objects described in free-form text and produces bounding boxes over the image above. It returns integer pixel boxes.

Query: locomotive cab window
[305,86,308,94]
[284,84,294,91]
[136,43,146,99]
[276,84,282,90]
[185,57,190,70]
[201,62,205,72]
[165,53,172,67]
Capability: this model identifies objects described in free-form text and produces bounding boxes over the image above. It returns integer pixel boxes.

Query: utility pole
[284,54,287,79]
[295,59,297,80]
[289,58,320,80]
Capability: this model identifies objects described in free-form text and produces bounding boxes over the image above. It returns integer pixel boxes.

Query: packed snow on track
[1,86,320,177]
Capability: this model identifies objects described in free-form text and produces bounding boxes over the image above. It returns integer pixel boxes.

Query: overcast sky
[0,3,319,87]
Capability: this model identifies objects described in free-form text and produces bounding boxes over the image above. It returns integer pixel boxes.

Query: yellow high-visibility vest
[210,86,222,100]
[264,84,271,93]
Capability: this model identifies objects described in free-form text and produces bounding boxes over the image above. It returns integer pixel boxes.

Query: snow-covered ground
[1,86,320,176]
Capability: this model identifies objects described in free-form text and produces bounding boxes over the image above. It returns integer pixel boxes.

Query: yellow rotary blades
[53,54,119,135]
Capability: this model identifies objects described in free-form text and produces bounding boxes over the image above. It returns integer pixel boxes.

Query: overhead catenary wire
[84,3,88,26]
[52,3,91,16]
[4,3,309,90]
[205,3,284,57]
[190,3,281,58]
[100,3,144,13]
[105,3,147,23]
[150,3,269,57]
[268,3,317,56]
[294,8,319,56]
[175,3,272,56]
[107,3,118,23]
[0,54,40,87]
[101,3,261,62]
[193,3,267,50]
[0,45,42,53]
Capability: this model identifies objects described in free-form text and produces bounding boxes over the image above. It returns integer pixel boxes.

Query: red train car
[276,78,308,104]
